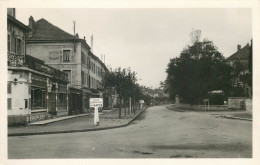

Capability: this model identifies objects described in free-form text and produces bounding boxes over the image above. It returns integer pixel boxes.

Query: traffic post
[90,98,103,126]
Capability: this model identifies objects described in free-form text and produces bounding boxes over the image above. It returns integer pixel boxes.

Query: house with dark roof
[226,42,252,97]
[7,9,69,125]
[26,16,109,114]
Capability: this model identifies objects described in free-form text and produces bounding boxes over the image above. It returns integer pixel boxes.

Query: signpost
[90,98,103,126]
[139,100,144,109]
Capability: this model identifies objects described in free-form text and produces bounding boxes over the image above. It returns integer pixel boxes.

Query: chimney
[237,44,241,51]
[7,8,16,18]
[90,34,93,52]
[28,16,35,37]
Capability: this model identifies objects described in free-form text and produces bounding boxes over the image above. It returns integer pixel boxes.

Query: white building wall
[7,71,30,116]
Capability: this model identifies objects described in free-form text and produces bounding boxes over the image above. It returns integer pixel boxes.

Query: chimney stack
[7,8,16,18]
[90,34,93,52]
[237,44,241,51]
[28,16,35,37]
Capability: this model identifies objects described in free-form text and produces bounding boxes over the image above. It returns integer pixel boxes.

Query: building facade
[7,9,69,125]
[26,17,109,113]
[226,42,252,97]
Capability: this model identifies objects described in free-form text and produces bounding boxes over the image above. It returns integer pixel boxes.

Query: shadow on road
[130,110,147,125]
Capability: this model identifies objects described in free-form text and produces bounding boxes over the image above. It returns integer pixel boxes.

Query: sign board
[90,98,103,107]
[139,100,144,104]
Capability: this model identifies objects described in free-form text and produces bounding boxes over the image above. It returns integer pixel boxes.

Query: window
[85,98,88,108]
[8,34,11,52]
[8,98,12,110]
[16,38,22,54]
[63,50,71,62]
[14,36,17,53]
[25,99,28,109]
[63,70,71,84]
[87,57,90,69]
[85,73,87,86]
[81,71,85,85]
[7,82,11,94]
[58,93,67,110]
[31,88,46,109]
[88,75,91,88]
[81,53,86,65]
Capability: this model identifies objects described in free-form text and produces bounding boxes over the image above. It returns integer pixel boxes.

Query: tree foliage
[165,38,233,105]
[102,67,149,118]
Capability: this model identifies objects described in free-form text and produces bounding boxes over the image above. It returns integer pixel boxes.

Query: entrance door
[48,93,56,115]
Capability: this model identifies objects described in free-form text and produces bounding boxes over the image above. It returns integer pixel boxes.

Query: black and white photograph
[0,0,259,164]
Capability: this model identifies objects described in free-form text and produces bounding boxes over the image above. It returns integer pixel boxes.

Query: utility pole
[73,20,76,51]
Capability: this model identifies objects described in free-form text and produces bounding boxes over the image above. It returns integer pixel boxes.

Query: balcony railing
[8,52,25,67]
[8,53,68,81]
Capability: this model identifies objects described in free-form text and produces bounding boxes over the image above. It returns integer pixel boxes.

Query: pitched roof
[28,18,75,40]
[226,44,250,61]
[8,15,30,31]
[27,17,107,70]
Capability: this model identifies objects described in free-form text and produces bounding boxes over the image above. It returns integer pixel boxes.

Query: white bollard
[94,107,99,126]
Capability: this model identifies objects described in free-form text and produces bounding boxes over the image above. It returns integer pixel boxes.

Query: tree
[102,67,143,118]
[165,34,232,105]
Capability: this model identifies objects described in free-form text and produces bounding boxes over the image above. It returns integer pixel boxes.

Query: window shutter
[7,82,11,94]
[21,40,25,55]
[8,98,12,110]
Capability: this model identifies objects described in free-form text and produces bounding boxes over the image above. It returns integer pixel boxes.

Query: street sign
[90,98,103,126]
[139,100,144,104]
[90,98,103,107]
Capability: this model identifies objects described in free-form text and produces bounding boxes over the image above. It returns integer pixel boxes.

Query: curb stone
[167,106,252,121]
[221,115,252,121]
[8,107,148,137]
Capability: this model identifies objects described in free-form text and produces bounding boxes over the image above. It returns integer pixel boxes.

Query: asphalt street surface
[8,105,252,158]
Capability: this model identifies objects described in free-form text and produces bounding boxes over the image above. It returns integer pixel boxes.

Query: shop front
[68,87,82,115]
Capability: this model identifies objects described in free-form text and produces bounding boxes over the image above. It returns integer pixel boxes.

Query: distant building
[7,9,69,125]
[25,17,109,114]
[226,42,252,97]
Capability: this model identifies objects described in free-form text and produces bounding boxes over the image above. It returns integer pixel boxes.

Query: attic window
[63,50,70,62]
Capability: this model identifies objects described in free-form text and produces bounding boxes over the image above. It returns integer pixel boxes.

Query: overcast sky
[16,8,252,89]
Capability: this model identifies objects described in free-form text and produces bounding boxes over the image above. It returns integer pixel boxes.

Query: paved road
[8,105,252,158]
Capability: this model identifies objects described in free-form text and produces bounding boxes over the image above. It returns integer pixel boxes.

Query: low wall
[176,104,228,111]
[8,115,30,126]
[245,98,252,114]
[228,97,246,110]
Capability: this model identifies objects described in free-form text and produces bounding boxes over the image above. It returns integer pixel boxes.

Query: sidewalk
[167,104,252,121]
[8,107,148,136]
[219,113,252,121]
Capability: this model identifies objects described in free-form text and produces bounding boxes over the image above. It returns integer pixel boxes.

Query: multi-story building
[25,16,109,114]
[7,9,69,125]
[226,42,252,97]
